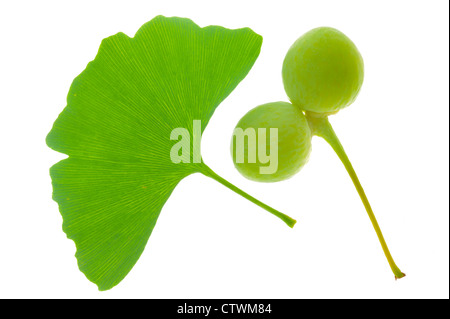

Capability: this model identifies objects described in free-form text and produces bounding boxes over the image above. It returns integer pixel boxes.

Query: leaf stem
[305,113,405,279]
[200,165,297,228]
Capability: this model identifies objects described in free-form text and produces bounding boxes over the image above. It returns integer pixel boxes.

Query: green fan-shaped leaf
[47,15,296,291]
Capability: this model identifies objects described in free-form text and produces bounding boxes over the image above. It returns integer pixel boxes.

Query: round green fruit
[231,101,312,182]
[282,27,364,114]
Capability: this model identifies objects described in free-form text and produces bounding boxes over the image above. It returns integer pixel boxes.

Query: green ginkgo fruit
[46,16,296,291]
[231,101,311,182]
[232,26,405,280]
[282,27,364,115]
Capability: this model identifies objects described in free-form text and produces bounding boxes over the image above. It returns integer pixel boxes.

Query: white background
[0,0,448,299]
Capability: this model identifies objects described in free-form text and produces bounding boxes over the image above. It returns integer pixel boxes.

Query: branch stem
[305,113,405,279]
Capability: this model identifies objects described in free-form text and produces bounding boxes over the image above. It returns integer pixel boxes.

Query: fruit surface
[231,101,312,182]
[282,27,364,114]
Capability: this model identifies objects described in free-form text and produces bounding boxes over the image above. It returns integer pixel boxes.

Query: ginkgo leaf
[47,15,296,291]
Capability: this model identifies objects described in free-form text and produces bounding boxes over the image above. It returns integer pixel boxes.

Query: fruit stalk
[201,164,297,228]
[305,113,405,279]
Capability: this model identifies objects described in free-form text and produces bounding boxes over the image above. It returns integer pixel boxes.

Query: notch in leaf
[46,16,296,291]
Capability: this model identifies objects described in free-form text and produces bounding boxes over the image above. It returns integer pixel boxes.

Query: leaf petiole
[201,165,297,228]
[305,113,405,279]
